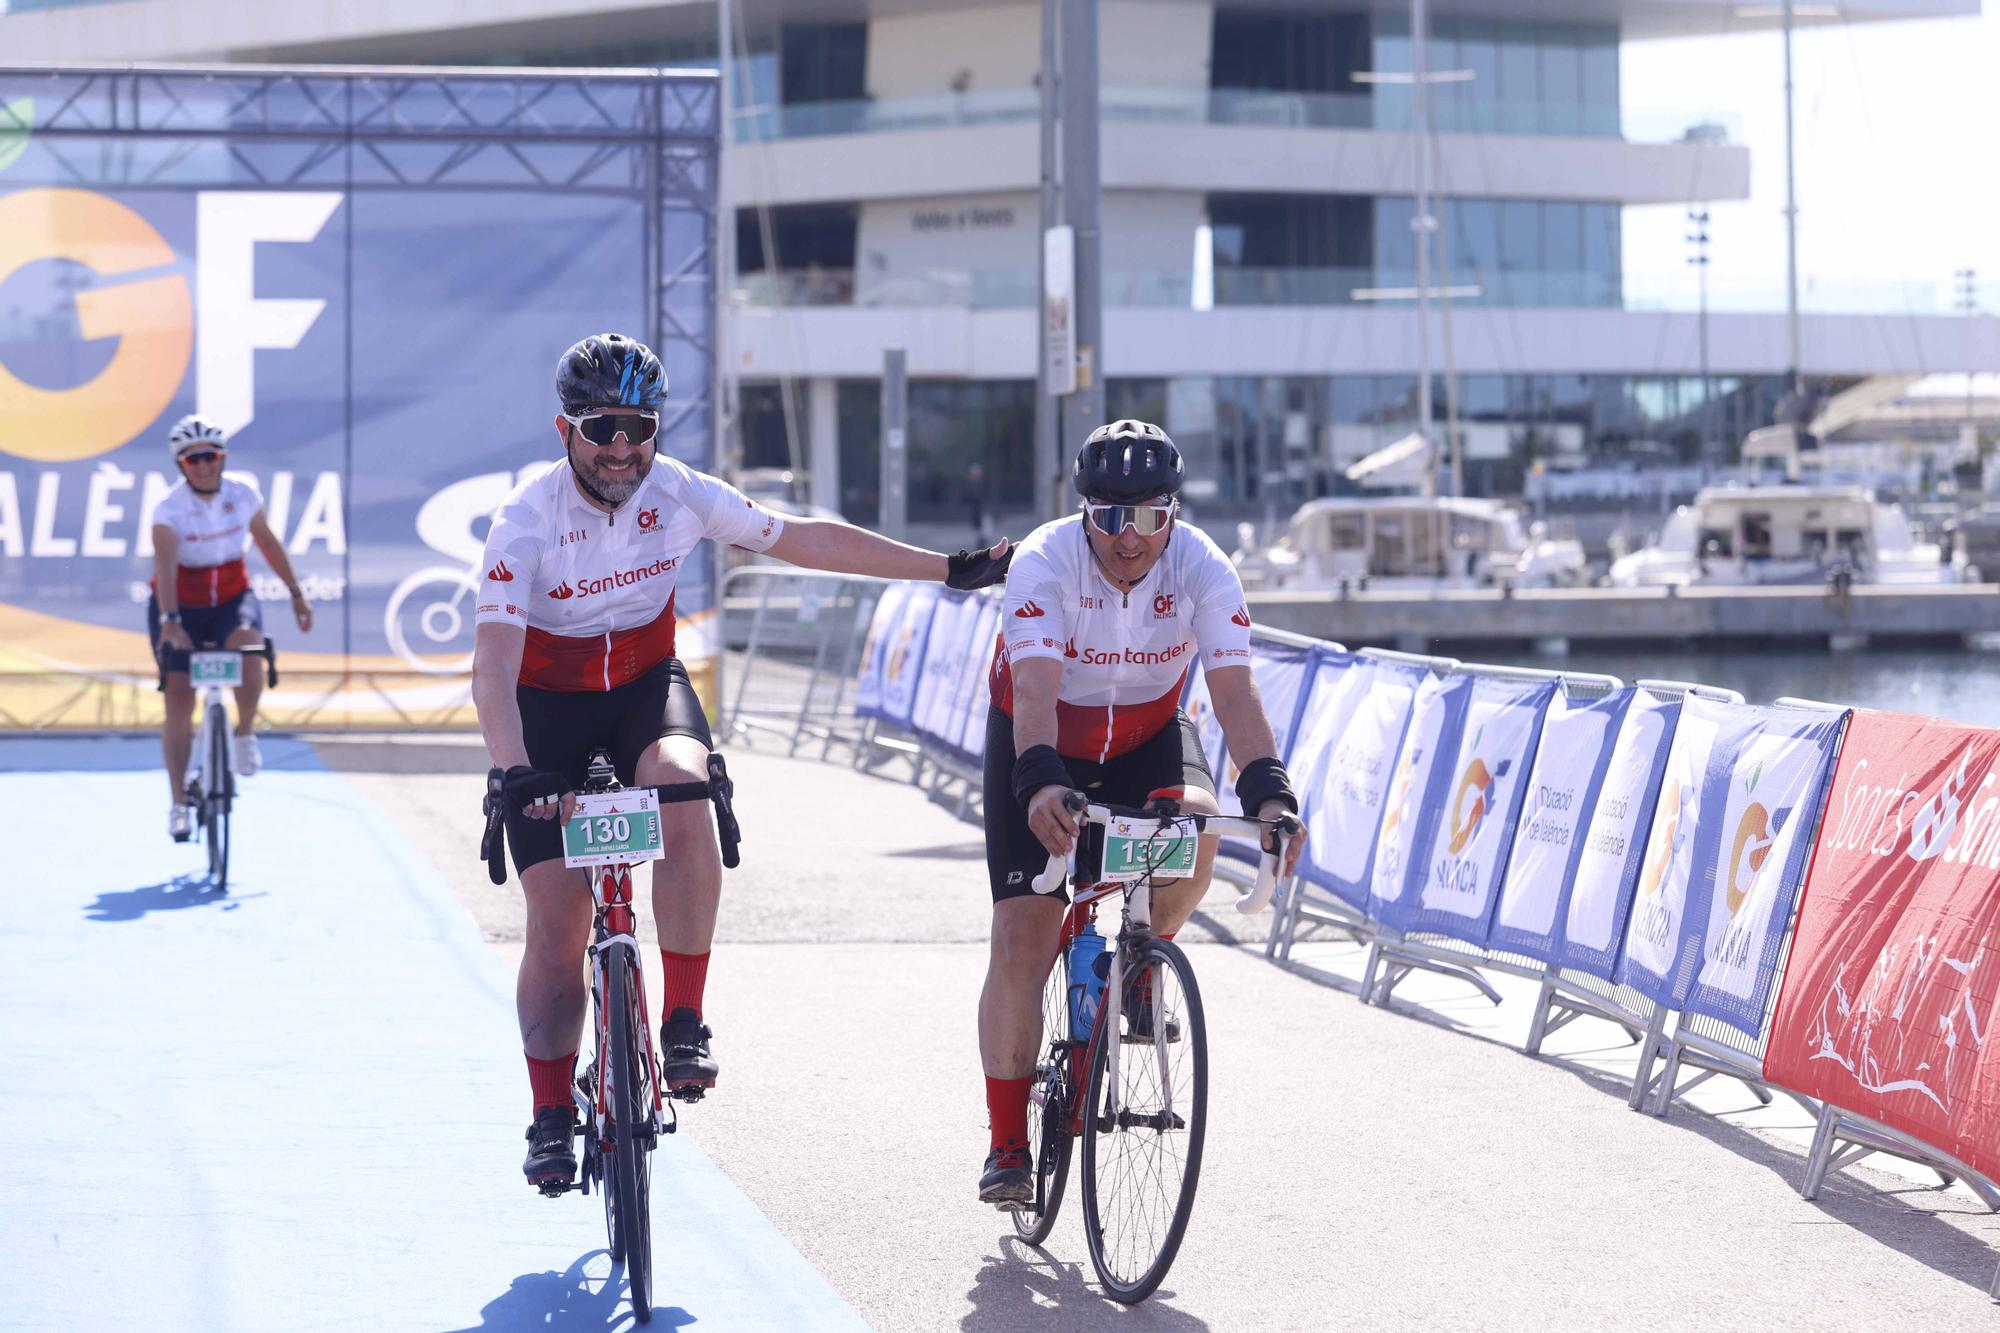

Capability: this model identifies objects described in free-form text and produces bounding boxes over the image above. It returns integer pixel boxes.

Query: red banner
[1766,710,2000,1182]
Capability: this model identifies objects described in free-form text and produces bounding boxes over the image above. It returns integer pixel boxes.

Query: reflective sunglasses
[565,411,660,447]
[1085,500,1176,537]
[179,450,222,466]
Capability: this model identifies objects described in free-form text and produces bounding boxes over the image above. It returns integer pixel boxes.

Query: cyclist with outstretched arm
[150,414,314,841]
[474,333,1010,1192]
[974,418,1306,1208]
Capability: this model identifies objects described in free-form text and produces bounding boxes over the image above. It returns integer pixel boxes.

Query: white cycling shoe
[233,733,262,777]
[168,803,193,842]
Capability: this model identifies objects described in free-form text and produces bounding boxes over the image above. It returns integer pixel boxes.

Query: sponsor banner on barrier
[1489,687,1631,963]
[1684,707,1845,1035]
[1369,672,1473,931]
[1408,676,1558,946]
[853,582,914,719]
[1185,635,1315,863]
[1766,711,2000,1182]
[955,602,1003,760]
[910,592,981,753]
[1615,697,1726,1001]
[1559,689,1680,979]
[1296,655,1421,909]
[876,584,941,729]
[1617,699,1842,1014]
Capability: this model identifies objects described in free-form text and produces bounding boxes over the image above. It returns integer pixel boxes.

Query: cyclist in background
[975,418,1305,1208]
[150,414,315,841]
[475,332,1011,1191]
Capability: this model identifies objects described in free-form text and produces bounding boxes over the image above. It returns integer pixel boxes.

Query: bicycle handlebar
[478,754,743,885]
[1029,791,1301,915]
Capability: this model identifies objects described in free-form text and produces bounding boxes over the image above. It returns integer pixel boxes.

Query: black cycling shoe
[1122,987,1182,1045]
[661,1007,718,1099]
[979,1144,1034,1210]
[523,1106,578,1190]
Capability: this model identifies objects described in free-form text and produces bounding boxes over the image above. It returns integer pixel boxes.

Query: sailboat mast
[1782,0,1801,397]
[1410,0,1435,499]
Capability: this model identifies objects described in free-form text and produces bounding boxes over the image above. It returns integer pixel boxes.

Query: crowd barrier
[720,562,2000,1290]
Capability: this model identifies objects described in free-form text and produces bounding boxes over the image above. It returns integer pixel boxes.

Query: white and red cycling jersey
[150,474,263,607]
[992,514,1253,761]
[475,456,785,691]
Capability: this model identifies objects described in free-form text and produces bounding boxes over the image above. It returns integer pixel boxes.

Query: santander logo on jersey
[548,555,684,600]
[487,560,514,582]
[1075,640,1190,668]
[1015,600,1047,619]
[1231,605,1251,628]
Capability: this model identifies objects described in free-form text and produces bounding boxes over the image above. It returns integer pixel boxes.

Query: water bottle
[1067,925,1109,1041]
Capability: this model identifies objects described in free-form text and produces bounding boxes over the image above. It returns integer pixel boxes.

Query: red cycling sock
[986,1075,1032,1154]
[527,1051,578,1115]
[661,948,711,1019]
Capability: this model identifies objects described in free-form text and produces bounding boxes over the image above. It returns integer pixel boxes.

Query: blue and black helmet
[556,333,667,415]
[1074,419,1183,504]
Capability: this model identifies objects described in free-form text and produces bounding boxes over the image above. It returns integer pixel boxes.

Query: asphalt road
[316,731,2000,1331]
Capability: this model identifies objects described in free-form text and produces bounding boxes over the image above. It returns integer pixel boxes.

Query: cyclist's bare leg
[162,673,195,802]
[978,894,1066,1078]
[517,858,592,1059]
[224,624,264,735]
[1151,784,1222,938]
[636,734,722,955]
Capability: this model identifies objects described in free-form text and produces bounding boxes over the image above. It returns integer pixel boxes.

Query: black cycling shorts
[505,655,713,875]
[982,705,1215,904]
[148,591,264,687]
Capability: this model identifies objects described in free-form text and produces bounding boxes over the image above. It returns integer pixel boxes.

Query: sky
[1620,5,1997,314]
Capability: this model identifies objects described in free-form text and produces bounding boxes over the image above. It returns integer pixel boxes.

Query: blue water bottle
[1067,925,1109,1041]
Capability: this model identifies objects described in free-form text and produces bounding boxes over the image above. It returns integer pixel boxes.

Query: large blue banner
[0,68,718,725]
[1293,653,1423,910]
[1615,699,1844,1018]
[1368,672,1474,933]
[1557,688,1681,980]
[1487,686,1632,964]
[1405,676,1558,947]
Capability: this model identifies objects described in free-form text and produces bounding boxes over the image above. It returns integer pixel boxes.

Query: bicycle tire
[1011,944,1076,1245]
[604,949,654,1323]
[1080,936,1207,1304]
[205,708,231,892]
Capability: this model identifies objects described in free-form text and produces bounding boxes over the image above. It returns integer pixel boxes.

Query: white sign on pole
[1044,224,1077,396]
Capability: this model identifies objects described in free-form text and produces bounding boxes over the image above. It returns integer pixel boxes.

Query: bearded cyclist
[974,418,1305,1209]
[150,414,315,840]
[477,333,1010,1191]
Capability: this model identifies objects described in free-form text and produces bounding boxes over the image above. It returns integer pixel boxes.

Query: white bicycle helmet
[167,413,228,459]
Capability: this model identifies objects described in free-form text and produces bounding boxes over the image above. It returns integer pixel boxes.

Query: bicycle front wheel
[1080,936,1208,1304]
[603,949,654,1323]
[1011,944,1076,1245]
[205,710,231,893]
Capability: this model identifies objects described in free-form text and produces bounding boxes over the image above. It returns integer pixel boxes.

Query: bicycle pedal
[667,1085,708,1105]
[535,1180,576,1198]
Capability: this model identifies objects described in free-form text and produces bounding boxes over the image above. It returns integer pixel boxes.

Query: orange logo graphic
[1725,802,1774,916]
[0,188,193,461]
[1639,776,1686,900]
[1445,756,1511,856]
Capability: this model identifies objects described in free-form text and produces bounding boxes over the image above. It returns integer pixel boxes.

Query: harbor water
[1505,644,2000,726]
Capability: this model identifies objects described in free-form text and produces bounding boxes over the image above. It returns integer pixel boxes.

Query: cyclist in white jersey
[149,414,315,842]
[974,419,1306,1209]
[474,333,1012,1191]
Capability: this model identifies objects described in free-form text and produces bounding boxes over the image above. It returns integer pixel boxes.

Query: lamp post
[1687,208,1712,463]
[1957,267,1978,431]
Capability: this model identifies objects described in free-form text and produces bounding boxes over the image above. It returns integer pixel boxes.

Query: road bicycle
[480,746,742,1325]
[1013,791,1296,1304]
[181,641,277,895]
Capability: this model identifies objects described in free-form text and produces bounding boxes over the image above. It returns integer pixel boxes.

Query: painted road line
[0,737,864,1332]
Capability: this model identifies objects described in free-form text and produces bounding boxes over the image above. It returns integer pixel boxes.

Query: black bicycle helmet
[1073,419,1183,504]
[556,333,667,415]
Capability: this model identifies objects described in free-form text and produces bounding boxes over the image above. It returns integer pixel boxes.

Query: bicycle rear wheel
[204,709,231,893]
[1080,936,1208,1304]
[1011,941,1076,1245]
[603,948,654,1323]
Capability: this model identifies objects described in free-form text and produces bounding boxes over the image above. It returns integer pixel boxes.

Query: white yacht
[1606,484,1972,587]
[1234,496,1587,592]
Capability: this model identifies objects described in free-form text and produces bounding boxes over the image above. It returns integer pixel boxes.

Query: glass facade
[1373,13,1621,137]
[1374,196,1622,307]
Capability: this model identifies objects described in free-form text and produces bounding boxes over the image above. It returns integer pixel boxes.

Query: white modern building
[5,0,1992,527]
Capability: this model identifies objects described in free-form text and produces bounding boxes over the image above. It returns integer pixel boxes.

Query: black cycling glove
[946,543,1012,591]
[501,765,568,813]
